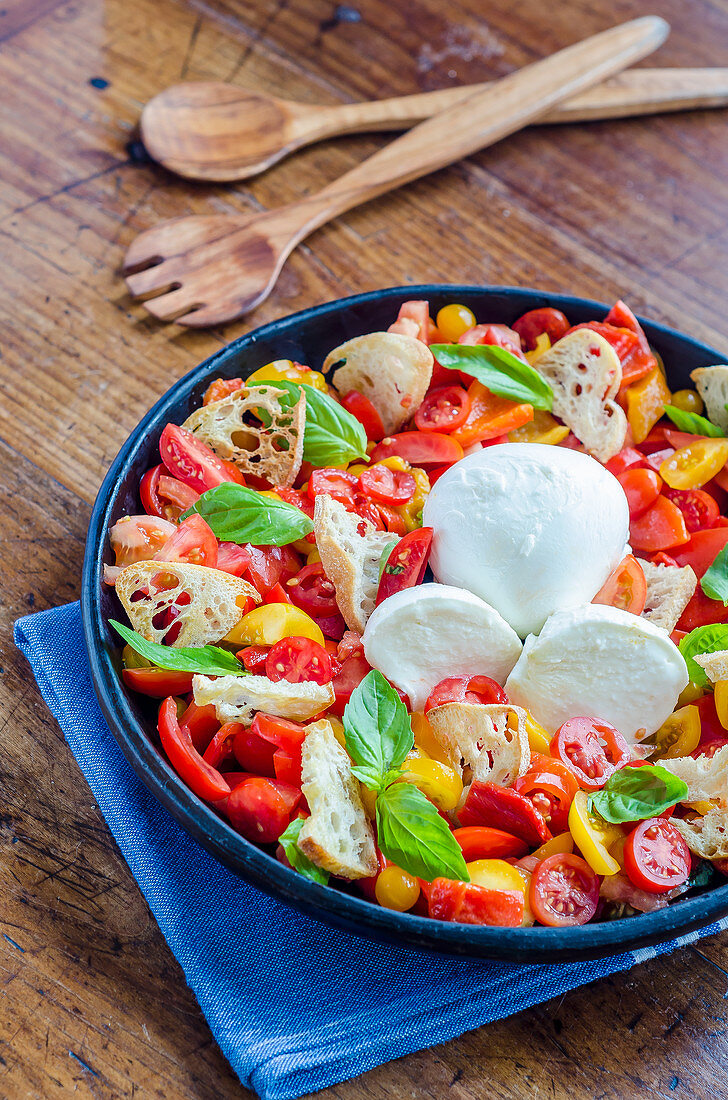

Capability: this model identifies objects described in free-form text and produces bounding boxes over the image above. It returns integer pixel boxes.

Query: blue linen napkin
[14,602,728,1100]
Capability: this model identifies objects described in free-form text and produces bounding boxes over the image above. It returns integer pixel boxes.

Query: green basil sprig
[701,543,728,604]
[430,343,553,411]
[278,817,329,885]
[343,671,469,882]
[111,620,247,677]
[588,764,688,824]
[679,623,728,687]
[254,381,368,467]
[182,483,313,545]
[663,404,724,438]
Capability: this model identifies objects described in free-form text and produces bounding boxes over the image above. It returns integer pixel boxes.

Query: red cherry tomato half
[157,696,230,802]
[530,853,600,926]
[244,544,301,596]
[376,528,433,606]
[677,587,728,632]
[616,467,662,518]
[458,781,551,845]
[141,464,201,522]
[237,644,269,674]
[265,636,333,685]
[604,299,652,353]
[251,712,307,754]
[178,701,219,752]
[551,717,631,791]
[330,652,372,716]
[369,432,464,469]
[202,722,240,769]
[307,467,358,507]
[629,495,690,552]
[623,817,691,893]
[286,561,339,618]
[340,390,385,441]
[414,385,471,434]
[122,667,195,698]
[428,879,524,926]
[226,777,300,844]
[424,674,508,712]
[663,487,720,534]
[274,486,316,543]
[513,754,580,834]
[154,513,218,568]
[512,307,570,351]
[452,826,528,861]
[159,423,245,493]
[592,554,647,615]
[358,465,417,505]
[216,542,251,577]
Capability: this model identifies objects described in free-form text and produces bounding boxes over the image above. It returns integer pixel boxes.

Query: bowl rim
[81,283,728,961]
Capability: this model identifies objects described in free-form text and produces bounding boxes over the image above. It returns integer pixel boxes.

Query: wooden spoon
[140,67,728,182]
[124,16,668,328]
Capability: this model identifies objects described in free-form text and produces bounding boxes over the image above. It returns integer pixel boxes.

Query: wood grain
[2,0,728,1096]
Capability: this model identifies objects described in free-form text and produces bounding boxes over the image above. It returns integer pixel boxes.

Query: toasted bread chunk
[661,745,728,803]
[313,495,399,632]
[427,703,530,786]
[694,650,728,683]
[182,384,305,487]
[297,719,377,879]
[192,674,334,725]
[116,561,258,647]
[531,330,627,461]
[641,560,696,634]
[690,365,728,435]
[324,332,433,435]
[670,806,728,860]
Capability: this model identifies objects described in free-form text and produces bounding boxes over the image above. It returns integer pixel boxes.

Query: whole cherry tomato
[512,307,570,350]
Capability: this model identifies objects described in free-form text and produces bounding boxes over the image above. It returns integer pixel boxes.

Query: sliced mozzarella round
[422,443,629,638]
[505,603,689,742]
[362,583,522,712]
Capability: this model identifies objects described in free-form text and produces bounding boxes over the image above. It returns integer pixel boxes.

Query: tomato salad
[106,297,728,928]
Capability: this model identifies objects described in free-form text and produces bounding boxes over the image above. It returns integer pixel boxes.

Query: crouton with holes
[192,674,334,725]
[690,365,728,435]
[297,719,377,879]
[694,650,728,684]
[641,560,696,634]
[182,384,305,487]
[531,330,627,461]
[116,560,259,647]
[670,806,728,861]
[313,494,399,632]
[661,745,728,804]
[426,703,530,787]
[324,332,433,435]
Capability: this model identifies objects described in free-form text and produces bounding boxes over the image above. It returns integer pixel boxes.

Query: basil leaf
[254,381,368,466]
[588,765,688,824]
[278,817,329,885]
[343,670,413,789]
[183,483,313,545]
[377,539,399,581]
[376,782,469,882]
[679,623,728,686]
[701,542,728,603]
[663,405,724,438]
[111,620,246,677]
[430,343,553,411]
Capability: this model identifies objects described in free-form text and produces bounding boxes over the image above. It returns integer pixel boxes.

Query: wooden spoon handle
[285,17,668,241]
[314,67,728,133]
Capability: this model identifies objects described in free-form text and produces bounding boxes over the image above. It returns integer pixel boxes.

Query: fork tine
[125,261,181,299]
[142,285,206,322]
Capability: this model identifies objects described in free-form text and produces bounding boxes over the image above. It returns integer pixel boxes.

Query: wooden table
[3,0,728,1095]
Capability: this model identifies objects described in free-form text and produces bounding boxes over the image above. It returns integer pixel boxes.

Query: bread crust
[325,332,433,435]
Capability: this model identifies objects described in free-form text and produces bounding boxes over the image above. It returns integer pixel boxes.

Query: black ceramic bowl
[82,285,728,961]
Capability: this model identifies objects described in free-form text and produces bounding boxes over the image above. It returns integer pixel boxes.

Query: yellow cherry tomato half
[714,680,728,730]
[646,704,701,760]
[524,332,551,365]
[532,832,575,861]
[568,790,621,876]
[522,711,551,754]
[670,389,704,415]
[410,711,452,765]
[467,859,527,894]
[677,681,705,707]
[246,359,329,392]
[400,757,463,812]
[660,438,728,490]
[508,409,569,446]
[436,303,477,343]
[224,603,325,647]
[375,865,421,911]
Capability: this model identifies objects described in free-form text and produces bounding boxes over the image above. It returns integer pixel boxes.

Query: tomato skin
[202,722,240,769]
[179,701,219,752]
[216,542,251,577]
[551,717,630,791]
[370,432,464,469]
[375,503,408,535]
[604,299,651,353]
[459,781,551,845]
[264,636,333,684]
[140,464,201,522]
[274,486,316,543]
[226,777,300,844]
[459,323,525,360]
[452,826,528,861]
[592,554,647,615]
[232,727,277,777]
[154,513,219,568]
[428,878,524,926]
[414,385,471,433]
[512,307,570,351]
[159,424,245,492]
[452,380,533,447]
[109,515,177,572]
[307,467,358,508]
[244,544,301,595]
[630,495,689,552]
[251,713,306,754]
[672,528,728,578]
[530,853,600,926]
[286,562,339,619]
[157,696,230,802]
[605,447,645,476]
[237,644,269,674]
[330,652,372,716]
[376,528,433,606]
[424,674,508,712]
[358,465,416,505]
[513,755,580,833]
[339,390,385,441]
[623,818,691,893]
[123,667,195,698]
[663,487,719,533]
[617,468,662,518]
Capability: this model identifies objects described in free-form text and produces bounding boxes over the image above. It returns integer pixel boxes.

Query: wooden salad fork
[124,16,669,328]
[142,68,728,183]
